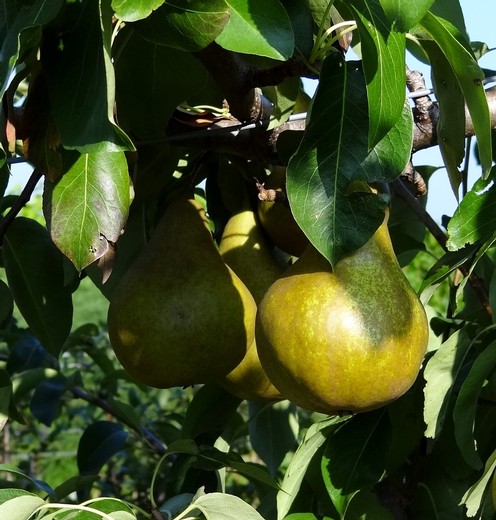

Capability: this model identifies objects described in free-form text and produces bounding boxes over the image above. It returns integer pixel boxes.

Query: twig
[0,168,43,245]
[392,179,492,317]
[70,386,167,456]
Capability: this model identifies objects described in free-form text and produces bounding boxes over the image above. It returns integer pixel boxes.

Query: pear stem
[392,179,492,317]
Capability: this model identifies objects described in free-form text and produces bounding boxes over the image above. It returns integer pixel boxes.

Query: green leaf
[0,278,14,324]
[453,341,496,469]
[287,55,413,266]
[321,409,392,517]
[420,40,464,197]
[112,0,165,21]
[344,490,394,520]
[379,0,434,32]
[0,0,62,98]
[0,466,53,496]
[248,400,298,476]
[350,0,407,148]
[181,384,241,440]
[419,11,492,177]
[423,328,472,439]
[42,0,134,153]
[30,375,67,426]
[0,369,12,431]
[77,421,128,475]
[216,0,294,60]
[3,218,73,356]
[191,492,265,520]
[446,173,496,250]
[276,416,348,520]
[43,151,131,272]
[461,448,496,517]
[52,475,100,502]
[134,0,230,52]
[0,493,45,520]
[114,29,210,139]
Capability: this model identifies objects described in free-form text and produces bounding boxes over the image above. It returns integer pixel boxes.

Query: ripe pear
[256,214,429,414]
[107,196,257,389]
[257,166,309,257]
[218,207,284,401]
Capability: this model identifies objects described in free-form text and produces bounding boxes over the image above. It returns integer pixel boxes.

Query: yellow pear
[257,166,309,257]
[256,214,429,414]
[218,208,284,401]
[107,196,257,389]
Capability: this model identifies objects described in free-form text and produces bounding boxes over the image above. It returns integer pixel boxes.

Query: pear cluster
[107,183,429,414]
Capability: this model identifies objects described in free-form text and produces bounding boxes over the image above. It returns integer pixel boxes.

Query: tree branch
[0,168,43,245]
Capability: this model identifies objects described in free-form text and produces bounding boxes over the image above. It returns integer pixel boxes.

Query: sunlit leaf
[42,0,134,152]
[216,0,294,60]
[112,0,165,21]
[420,40,464,197]
[134,0,229,52]
[453,341,496,469]
[287,54,412,266]
[423,328,472,439]
[379,0,434,32]
[3,218,73,356]
[419,11,491,177]
[44,151,131,272]
[277,416,348,520]
[191,492,265,520]
[461,448,496,517]
[446,173,496,250]
[351,0,406,148]
[0,494,45,520]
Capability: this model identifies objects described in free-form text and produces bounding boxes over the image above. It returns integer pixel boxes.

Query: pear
[257,166,309,257]
[218,207,284,401]
[256,214,429,414]
[107,196,257,389]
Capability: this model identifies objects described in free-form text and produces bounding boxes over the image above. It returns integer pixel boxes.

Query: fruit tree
[1,1,496,519]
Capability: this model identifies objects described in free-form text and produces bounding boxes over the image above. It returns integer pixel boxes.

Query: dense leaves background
[1,0,496,519]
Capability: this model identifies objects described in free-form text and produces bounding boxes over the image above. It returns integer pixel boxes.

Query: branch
[0,168,43,244]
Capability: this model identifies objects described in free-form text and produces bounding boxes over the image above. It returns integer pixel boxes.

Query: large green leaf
[421,40,464,197]
[248,400,298,476]
[446,173,496,251]
[350,0,406,148]
[379,0,434,32]
[215,0,294,60]
[42,0,134,153]
[276,415,348,520]
[3,218,73,356]
[190,493,265,520]
[134,0,229,52]
[112,0,165,21]
[453,341,496,469]
[114,29,210,139]
[419,11,492,177]
[77,421,128,475]
[0,493,45,520]
[0,0,62,98]
[321,409,392,517]
[43,151,131,272]
[286,55,413,267]
[423,328,472,439]
[461,448,496,517]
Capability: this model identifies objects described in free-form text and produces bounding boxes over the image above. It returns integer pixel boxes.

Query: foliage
[0,1,496,520]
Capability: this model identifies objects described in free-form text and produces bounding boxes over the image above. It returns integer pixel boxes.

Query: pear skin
[107,197,257,388]
[256,217,429,414]
[218,208,284,401]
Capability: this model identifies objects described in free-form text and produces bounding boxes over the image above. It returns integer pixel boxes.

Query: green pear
[218,207,285,401]
[256,214,429,414]
[107,196,257,388]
